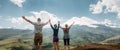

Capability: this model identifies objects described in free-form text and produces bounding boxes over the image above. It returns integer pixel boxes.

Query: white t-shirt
[31,22,46,34]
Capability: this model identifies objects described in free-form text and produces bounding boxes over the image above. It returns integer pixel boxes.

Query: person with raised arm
[22,16,50,50]
[60,22,74,50]
[49,20,60,50]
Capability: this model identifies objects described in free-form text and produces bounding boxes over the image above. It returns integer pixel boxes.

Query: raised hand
[58,21,60,24]
[49,19,51,22]
[22,16,25,19]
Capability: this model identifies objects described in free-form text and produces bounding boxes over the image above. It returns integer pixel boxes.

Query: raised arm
[60,25,64,29]
[49,20,54,29]
[22,16,33,24]
[57,21,64,29]
[45,19,50,25]
[57,21,60,29]
[69,22,75,28]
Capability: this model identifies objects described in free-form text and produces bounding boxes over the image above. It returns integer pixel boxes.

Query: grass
[0,34,120,50]
[0,35,33,50]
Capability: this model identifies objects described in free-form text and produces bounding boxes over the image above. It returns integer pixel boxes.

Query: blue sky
[0,0,97,17]
[0,0,120,29]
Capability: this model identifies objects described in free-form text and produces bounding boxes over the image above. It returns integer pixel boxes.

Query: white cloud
[0,26,10,29]
[101,19,119,28]
[63,16,99,28]
[8,17,23,24]
[90,0,120,18]
[8,11,61,29]
[89,1,103,14]
[0,26,3,29]
[8,17,33,29]
[8,16,37,24]
[63,16,120,28]
[10,0,25,7]
[31,11,61,25]
[5,10,120,29]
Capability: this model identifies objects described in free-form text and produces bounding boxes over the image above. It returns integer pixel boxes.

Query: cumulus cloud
[7,17,32,29]
[63,16,120,28]
[10,0,25,7]
[8,11,61,29]
[8,17,24,24]
[101,19,119,28]
[89,0,120,18]
[8,16,37,24]
[8,14,119,29]
[63,16,99,28]
[5,10,120,29]
[89,1,103,14]
[31,11,61,23]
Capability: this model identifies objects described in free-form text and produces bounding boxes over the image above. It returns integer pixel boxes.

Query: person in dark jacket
[49,20,60,50]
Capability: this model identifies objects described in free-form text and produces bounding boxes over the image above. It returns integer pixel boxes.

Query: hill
[101,35,120,43]
[71,43,120,50]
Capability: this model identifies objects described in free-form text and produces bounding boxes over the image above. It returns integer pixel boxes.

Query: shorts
[63,38,70,46]
[53,36,59,42]
[34,33,43,45]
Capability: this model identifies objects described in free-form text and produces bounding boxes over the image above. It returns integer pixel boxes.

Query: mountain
[0,22,120,50]
[63,17,99,28]
[69,24,120,44]
[0,28,32,40]
[0,16,120,44]
[0,24,120,44]
[101,35,120,43]
[63,17,120,28]
[61,17,120,43]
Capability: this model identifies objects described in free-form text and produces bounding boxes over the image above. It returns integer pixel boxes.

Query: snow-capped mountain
[101,19,120,28]
[63,16,120,28]
[63,17,99,28]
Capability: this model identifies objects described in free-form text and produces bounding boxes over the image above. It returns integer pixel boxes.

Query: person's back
[50,22,60,37]
[50,21,60,50]
[60,22,74,50]
[33,22,45,34]
[63,28,70,39]
[22,16,50,50]
[53,27,59,37]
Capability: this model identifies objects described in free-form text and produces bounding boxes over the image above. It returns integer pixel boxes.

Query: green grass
[0,35,33,50]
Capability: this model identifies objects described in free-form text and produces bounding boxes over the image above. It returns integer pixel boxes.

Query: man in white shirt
[22,16,50,50]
